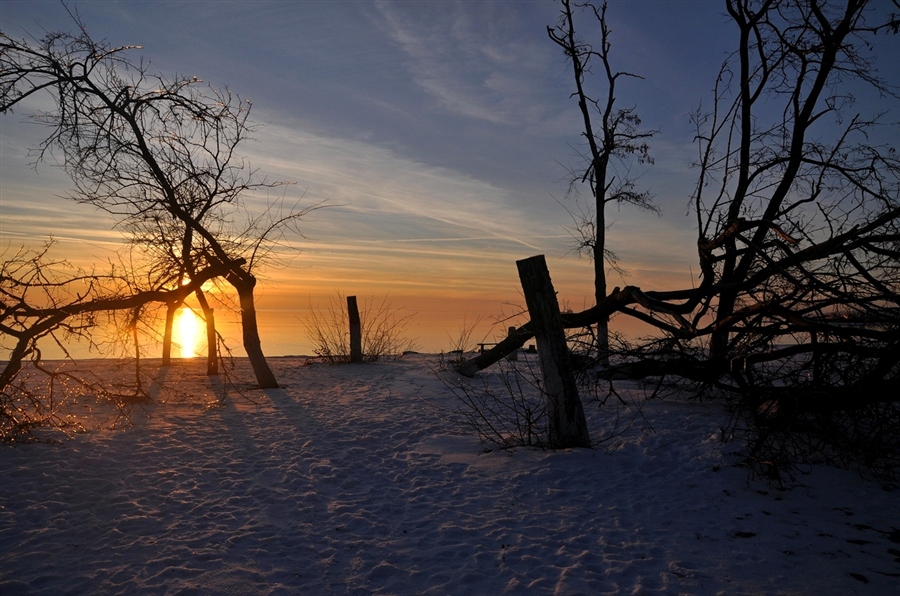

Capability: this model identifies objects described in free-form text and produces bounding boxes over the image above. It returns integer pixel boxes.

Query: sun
[174,308,202,358]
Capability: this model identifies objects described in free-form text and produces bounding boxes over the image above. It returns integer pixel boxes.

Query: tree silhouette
[465,0,899,477]
[0,242,240,440]
[1,14,315,388]
[548,0,656,365]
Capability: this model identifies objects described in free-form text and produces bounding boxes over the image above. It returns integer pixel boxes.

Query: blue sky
[3,1,896,355]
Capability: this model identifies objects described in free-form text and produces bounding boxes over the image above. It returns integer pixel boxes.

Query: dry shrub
[433,339,652,451]
[443,315,493,365]
[724,342,900,486]
[305,293,417,364]
[433,356,550,449]
[0,357,146,443]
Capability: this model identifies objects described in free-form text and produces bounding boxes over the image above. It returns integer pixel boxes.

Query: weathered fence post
[516,255,590,448]
[348,295,363,363]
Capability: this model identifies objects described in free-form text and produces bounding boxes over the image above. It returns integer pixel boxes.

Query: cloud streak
[10,1,878,354]
[246,119,563,254]
[374,1,561,129]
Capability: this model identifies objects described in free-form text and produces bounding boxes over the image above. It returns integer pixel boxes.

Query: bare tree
[0,242,240,440]
[1,15,314,388]
[125,213,220,373]
[464,0,899,477]
[667,0,900,476]
[548,0,656,363]
[691,0,900,365]
[472,0,899,383]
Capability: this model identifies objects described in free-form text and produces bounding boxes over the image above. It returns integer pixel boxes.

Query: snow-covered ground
[1,355,898,595]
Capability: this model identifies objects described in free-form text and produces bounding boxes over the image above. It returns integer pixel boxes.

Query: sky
[2,0,896,358]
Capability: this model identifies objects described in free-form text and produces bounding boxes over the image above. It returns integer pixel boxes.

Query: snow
[2,355,898,595]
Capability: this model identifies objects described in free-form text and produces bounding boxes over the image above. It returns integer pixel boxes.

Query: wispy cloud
[247,119,564,252]
[373,1,559,127]
[0,0,742,354]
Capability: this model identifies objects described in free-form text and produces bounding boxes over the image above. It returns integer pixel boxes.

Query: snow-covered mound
[1,355,897,594]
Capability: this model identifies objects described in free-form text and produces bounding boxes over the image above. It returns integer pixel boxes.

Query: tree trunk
[594,175,610,367]
[517,255,591,449]
[505,326,518,361]
[203,307,218,375]
[233,279,278,389]
[130,308,144,395]
[0,339,32,394]
[709,268,736,363]
[348,295,363,364]
[194,289,219,375]
[161,300,179,366]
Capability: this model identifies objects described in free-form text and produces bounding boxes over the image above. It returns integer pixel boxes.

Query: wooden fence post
[348,295,363,363]
[516,255,590,448]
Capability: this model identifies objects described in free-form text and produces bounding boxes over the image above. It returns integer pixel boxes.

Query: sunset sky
[2,1,896,357]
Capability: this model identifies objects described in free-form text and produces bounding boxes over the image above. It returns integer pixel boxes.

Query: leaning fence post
[348,295,363,363]
[516,255,590,448]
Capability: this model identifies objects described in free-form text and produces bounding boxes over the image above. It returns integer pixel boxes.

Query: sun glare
[174,308,202,358]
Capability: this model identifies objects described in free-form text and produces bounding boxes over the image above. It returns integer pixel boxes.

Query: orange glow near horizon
[174,308,202,358]
[10,232,698,360]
